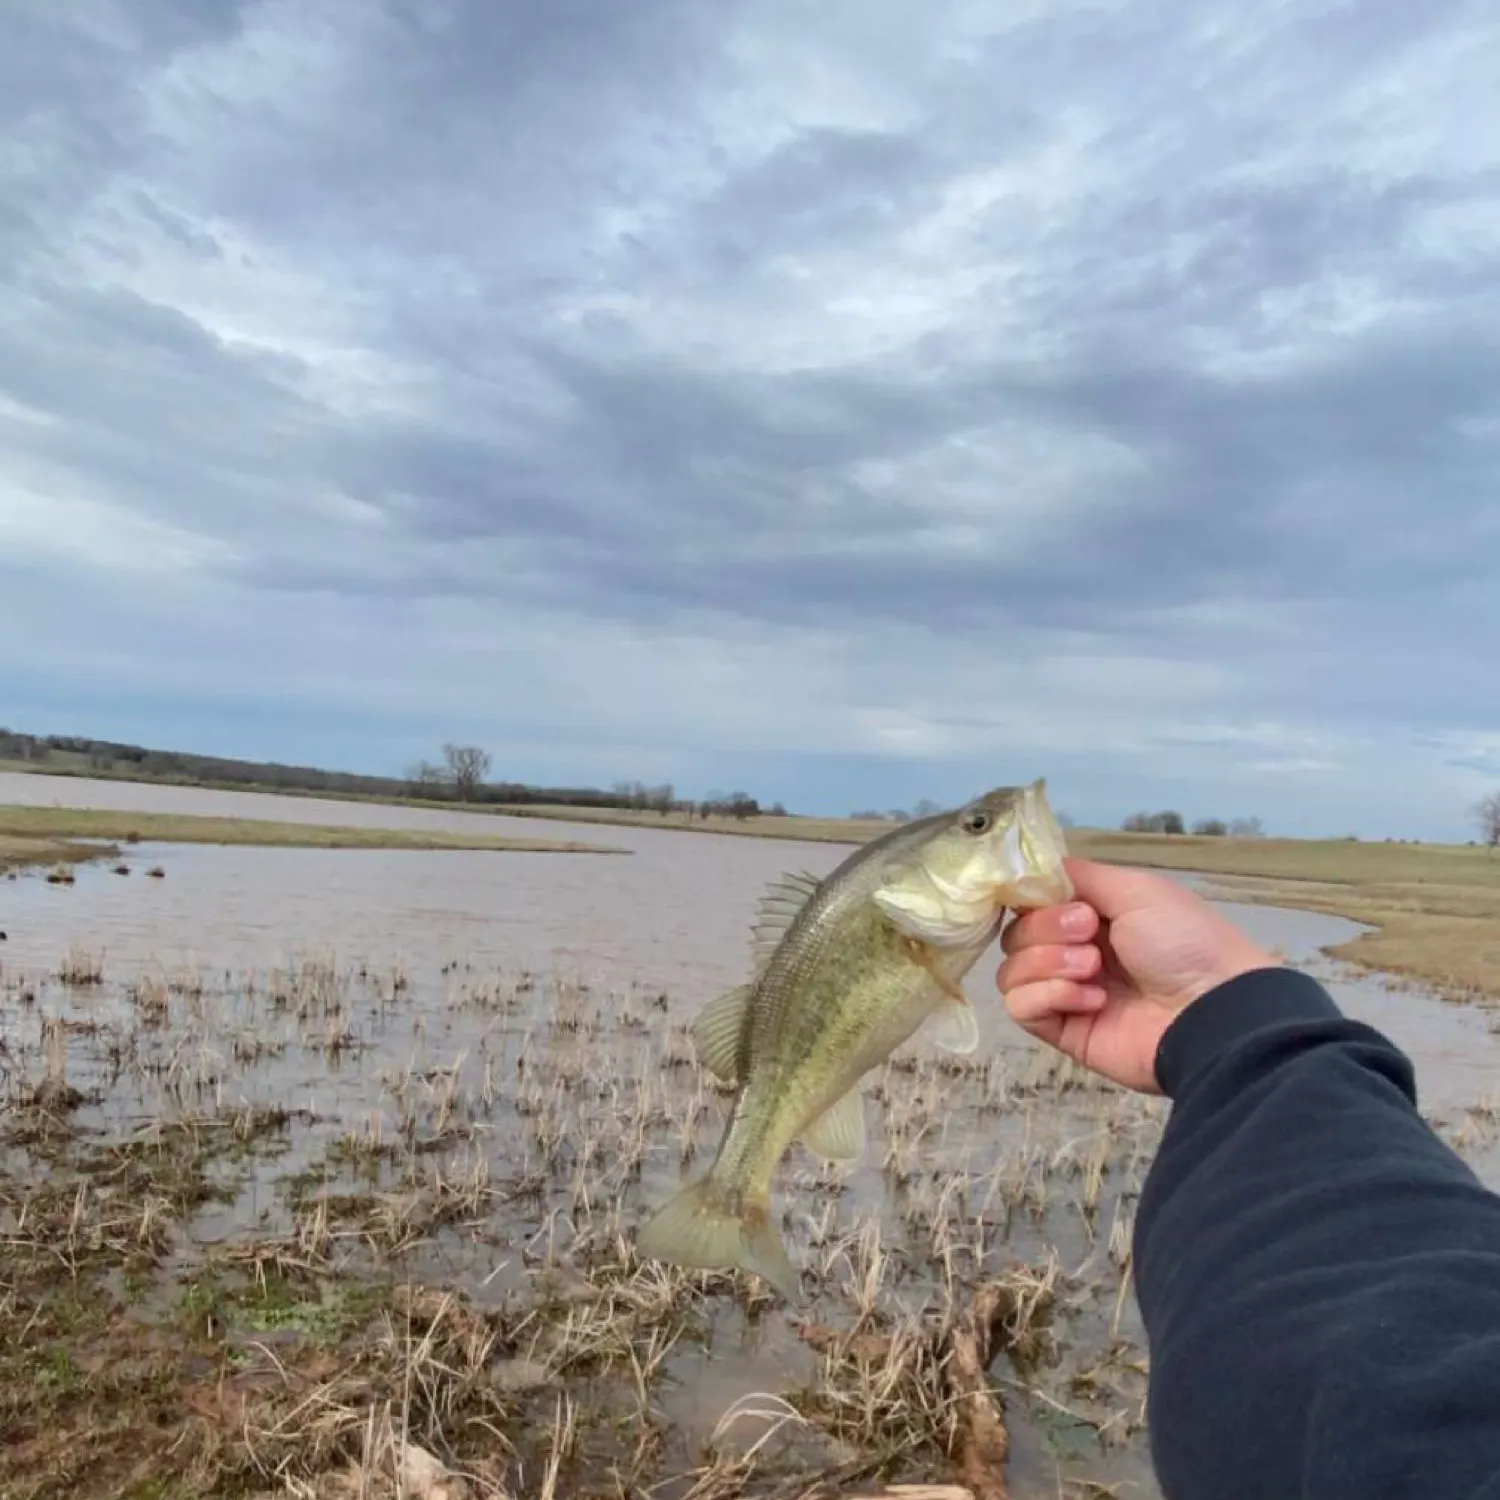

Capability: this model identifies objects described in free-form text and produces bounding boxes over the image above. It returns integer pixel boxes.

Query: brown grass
[1064,829,1500,1003]
[497,801,899,844]
[0,948,1174,1500]
[0,833,117,874]
[0,806,625,856]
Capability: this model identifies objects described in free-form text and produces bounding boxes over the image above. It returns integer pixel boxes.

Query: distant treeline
[0,728,781,819]
[1121,810,1265,837]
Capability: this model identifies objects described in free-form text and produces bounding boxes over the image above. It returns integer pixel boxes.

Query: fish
[635,777,1074,1301]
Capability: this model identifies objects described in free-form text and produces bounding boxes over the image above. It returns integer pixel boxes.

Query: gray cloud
[2,0,1499,836]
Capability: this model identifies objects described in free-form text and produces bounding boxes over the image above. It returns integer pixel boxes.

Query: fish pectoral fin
[902,934,967,1004]
[750,870,824,969]
[924,995,980,1055]
[799,1085,867,1163]
[902,936,981,1055]
[689,984,753,1084]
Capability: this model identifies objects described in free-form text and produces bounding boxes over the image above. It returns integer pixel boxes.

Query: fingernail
[1060,904,1092,938]
[1062,945,1093,974]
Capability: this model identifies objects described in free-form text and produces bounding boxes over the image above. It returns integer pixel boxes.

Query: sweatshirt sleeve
[1133,965,1500,1500]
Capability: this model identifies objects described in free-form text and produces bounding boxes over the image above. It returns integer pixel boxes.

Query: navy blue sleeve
[1133,965,1500,1500]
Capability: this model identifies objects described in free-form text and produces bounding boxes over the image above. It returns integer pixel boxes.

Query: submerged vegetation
[4,778,1500,1494]
[0,945,1184,1498]
[6,937,1490,1498]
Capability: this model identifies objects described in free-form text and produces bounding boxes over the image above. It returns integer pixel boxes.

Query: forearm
[1134,967,1500,1500]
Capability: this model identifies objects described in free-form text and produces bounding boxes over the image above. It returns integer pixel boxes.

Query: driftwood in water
[945,1281,1015,1500]
[799,1267,1055,1500]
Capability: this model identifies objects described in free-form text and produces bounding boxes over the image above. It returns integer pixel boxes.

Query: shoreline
[0,834,120,875]
[0,806,627,859]
[5,767,1495,1004]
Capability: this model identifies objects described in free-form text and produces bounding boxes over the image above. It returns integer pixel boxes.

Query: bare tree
[725,791,759,820]
[1475,791,1500,853]
[441,743,492,801]
[1229,816,1265,839]
[405,759,445,797]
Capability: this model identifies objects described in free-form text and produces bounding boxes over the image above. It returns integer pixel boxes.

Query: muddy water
[5,772,1500,1497]
[3,770,1495,1126]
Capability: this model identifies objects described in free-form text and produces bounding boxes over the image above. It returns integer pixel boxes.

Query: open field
[498,802,898,843]
[1063,830,1500,1004]
[0,806,625,857]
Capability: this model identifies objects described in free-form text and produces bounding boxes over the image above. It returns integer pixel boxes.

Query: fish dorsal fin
[690,984,753,1084]
[799,1084,867,1163]
[750,870,824,969]
[925,994,980,1055]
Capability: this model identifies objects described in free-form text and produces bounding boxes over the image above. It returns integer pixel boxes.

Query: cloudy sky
[2,0,1498,838]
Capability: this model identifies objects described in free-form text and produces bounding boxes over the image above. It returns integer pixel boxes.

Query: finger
[997,941,1102,993]
[1003,978,1108,1028]
[1001,901,1098,955]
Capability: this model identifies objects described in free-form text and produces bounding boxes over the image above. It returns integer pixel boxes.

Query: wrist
[1154,965,1342,1097]
[1180,943,1284,1010]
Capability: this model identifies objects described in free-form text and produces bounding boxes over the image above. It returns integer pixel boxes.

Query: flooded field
[4,773,1500,1499]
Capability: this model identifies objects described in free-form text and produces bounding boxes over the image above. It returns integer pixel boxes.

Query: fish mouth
[1000,778,1074,908]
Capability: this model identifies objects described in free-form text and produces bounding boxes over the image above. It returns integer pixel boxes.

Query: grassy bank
[0,834,118,875]
[0,806,626,857]
[1065,829,1500,1003]
[497,801,894,842]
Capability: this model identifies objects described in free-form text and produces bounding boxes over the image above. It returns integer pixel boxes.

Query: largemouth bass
[636,778,1073,1300]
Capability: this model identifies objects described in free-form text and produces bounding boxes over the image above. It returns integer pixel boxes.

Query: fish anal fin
[689,984,753,1084]
[799,1085,867,1163]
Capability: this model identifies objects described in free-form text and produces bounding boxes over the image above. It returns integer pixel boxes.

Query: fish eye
[963,809,991,835]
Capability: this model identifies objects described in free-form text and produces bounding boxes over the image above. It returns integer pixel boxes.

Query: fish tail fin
[636,1176,799,1303]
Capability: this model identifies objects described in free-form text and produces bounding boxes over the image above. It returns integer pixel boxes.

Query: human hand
[995,857,1280,1093]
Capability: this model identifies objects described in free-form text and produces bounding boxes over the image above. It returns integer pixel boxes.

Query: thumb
[1062,856,1178,919]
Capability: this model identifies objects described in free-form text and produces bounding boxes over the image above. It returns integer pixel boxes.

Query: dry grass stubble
[12,941,1459,1498]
